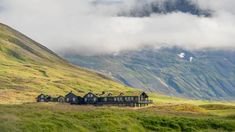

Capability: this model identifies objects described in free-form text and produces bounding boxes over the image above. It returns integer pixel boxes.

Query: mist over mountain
[1,0,235,100]
[0,0,235,55]
[116,0,211,17]
[63,47,235,100]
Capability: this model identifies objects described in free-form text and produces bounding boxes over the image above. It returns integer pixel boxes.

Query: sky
[0,0,235,55]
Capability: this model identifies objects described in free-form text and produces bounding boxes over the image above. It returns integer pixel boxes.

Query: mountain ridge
[63,47,235,100]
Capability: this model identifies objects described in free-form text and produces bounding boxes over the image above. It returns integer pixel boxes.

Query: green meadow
[1,103,235,132]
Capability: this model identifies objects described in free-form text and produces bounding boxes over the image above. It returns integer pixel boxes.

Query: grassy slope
[0,103,235,132]
[0,23,134,104]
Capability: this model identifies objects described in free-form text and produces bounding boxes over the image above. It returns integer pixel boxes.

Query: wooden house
[83,92,98,104]
[97,92,151,107]
[98,92,115,103]
[37,94,51,102]
[65,92,82,104]
[57,96,65,103]
[50,97,58,102]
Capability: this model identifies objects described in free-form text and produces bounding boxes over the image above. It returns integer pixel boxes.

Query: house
[36,91,152,107]
[39,95,65,102]
[37,94,51,102]
[65,92,82,104]
[97,92,151,107]
[83,92,98,104]
[57,96,65,103]
[50,97,58,102]
[98,92,115,104]
[139,92,148,101]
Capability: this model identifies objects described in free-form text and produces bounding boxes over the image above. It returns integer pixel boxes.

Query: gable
[140,92,148,98]
[37,94,46,99]
[84,92,97,98]
[65,92,77,98]
[57,96,64,99]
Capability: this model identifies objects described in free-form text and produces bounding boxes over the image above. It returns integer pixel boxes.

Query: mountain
[63,47,235,100]
[0,23,133,104]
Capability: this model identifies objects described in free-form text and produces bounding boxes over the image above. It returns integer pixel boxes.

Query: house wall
[65,94,79,104]
[84,93,97,104]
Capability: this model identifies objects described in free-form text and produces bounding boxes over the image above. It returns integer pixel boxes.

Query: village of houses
[37,91,153,107]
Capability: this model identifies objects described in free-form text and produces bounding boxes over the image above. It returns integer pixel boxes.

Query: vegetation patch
[139,116,235,132]
[0,103,235,132]
[200,104,235,110]
[226,114,235,120]
[6,48,25,61]
[149,104,206,113]
[38,69,49,77]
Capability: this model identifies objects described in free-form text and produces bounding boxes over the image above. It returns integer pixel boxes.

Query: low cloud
[0,0,235,55]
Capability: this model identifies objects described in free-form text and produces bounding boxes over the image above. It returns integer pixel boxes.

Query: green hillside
[1,103,235,132]
[0,23,134,104]
[63,48,235,100]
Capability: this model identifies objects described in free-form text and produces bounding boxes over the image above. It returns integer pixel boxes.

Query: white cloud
[0,0,235,55]
[191,0,235,14]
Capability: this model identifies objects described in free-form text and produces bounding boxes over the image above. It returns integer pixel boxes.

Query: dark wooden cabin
[57,96,65,103]
[37,94,51,102]
[83,92,98,104]
[65,92,82,104]
[97,92,151,107]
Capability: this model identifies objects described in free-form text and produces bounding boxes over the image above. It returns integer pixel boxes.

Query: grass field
[1,103,235,132]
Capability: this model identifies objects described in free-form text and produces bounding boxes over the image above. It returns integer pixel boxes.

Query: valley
[0,22,235,132]
[0,0,235,131]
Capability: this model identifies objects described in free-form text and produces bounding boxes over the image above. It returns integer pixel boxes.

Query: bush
[138,116,235,132]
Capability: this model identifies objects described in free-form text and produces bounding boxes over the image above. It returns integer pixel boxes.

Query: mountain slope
[0,23,133,104]
[63,47,235,100]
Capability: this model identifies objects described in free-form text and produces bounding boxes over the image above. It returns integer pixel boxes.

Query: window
[104,97,107,101]
[114,98,116,101]
[90,94,93,97]
[135,97,138,101]
[84,98,87,102]
[126,97,130,101]
[58,98,63,102]
[66,98,69,102]
[73,97,76,102]
[131,97,133,101]
[94,98,96,102]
